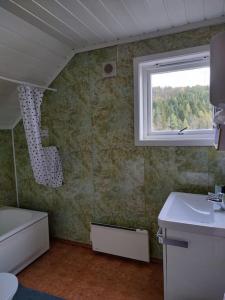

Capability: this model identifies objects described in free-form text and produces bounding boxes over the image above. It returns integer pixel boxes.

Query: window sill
[135,136,214,147]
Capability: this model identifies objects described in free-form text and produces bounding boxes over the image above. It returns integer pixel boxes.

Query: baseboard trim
[53,237,92,249]
[52,237,163,264]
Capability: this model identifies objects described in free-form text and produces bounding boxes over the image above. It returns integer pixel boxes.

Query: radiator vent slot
[90,223,150,262]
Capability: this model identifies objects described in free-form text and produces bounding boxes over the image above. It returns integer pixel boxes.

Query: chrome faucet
[207,192,225,210]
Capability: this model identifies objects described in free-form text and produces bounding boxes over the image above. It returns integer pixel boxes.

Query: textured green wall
[14,24,225,258]
[0,130,16,206]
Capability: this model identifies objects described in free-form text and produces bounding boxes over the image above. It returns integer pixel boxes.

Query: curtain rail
[0,75,57,92]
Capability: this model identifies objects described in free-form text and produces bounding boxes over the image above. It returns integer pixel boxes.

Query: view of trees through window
[151,67,212,131]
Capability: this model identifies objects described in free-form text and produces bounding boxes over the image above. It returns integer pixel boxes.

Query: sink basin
[159,192,214,224]
[158,192,225,237]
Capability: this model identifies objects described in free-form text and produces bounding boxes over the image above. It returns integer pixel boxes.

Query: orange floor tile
[18,240,163,300]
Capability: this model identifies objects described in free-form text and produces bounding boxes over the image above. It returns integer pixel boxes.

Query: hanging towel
[17,85,63,188]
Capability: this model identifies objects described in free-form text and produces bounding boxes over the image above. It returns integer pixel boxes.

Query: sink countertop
[158,192,225,237]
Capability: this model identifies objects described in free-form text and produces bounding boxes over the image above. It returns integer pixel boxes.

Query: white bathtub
[0,206,49,274]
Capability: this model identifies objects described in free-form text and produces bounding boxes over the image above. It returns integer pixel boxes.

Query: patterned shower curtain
[17,85,63,188]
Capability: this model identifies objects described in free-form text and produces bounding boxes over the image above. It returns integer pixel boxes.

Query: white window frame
[134,45,214,146]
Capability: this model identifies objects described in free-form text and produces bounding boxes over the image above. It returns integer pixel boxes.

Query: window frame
[134,45,214,147]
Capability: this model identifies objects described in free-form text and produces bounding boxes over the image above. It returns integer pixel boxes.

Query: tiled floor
[18,240,163,300]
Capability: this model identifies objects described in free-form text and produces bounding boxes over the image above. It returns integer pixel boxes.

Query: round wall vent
[102,61,116,78]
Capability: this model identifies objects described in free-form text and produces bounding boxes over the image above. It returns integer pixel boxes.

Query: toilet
[0,273,18,300]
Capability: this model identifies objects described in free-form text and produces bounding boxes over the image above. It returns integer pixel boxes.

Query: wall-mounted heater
[90,223,150,262]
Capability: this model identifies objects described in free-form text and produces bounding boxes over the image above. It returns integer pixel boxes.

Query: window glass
[151,67,212,131]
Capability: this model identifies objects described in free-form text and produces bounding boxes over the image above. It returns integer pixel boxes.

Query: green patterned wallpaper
[14,24,225,258]
[0,130,16,207]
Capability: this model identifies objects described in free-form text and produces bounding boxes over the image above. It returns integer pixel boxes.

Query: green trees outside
[152,85,212,131]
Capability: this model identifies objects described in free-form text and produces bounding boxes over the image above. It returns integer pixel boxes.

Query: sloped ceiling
[0,0,225,129]
[0,4,74,129]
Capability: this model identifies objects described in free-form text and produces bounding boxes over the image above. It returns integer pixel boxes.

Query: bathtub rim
[0,206,48,243]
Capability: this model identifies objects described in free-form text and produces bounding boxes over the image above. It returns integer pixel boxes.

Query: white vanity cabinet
[160,227,225,300]
[158,192,225,300]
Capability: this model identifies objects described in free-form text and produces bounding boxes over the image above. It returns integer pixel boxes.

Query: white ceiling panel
[56,0,115,42]
[0,8,71,57]
[0,5,74,129]
[101,0,142,35]
[0,27,63,66]
[34,0,102,43]
[203,0,225,19]
[0,0,225,129]
[163,0,187,26]
[13,0,88,45]
[184,0,204,23]
[0,1,75,47]
[118,0,159,32]
[141,0,172,30]
[79,0,126,37]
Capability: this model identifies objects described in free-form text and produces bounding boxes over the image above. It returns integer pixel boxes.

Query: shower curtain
[18,85,63,188]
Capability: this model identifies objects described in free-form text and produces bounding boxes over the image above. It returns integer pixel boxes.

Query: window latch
[178,127,188,135]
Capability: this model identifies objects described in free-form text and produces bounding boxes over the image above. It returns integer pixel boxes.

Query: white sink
[158,192,225,237]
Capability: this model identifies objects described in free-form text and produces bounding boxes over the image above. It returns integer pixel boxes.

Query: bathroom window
[134,46,214,146]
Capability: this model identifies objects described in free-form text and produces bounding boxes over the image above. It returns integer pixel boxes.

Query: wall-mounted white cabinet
[210,32,225,108]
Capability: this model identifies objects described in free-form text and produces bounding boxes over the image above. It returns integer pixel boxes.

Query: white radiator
[90,223,150,262]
